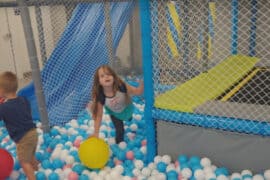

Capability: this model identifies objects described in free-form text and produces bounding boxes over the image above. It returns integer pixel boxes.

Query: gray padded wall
[157,120,270,173]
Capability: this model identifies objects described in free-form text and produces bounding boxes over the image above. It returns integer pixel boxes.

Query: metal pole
[35,6,47,64]
[16,0,50,132]
[0,0,130,7]
[104,2,115,68]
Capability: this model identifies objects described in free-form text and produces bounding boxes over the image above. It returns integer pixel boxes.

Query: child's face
[98,68,114,87]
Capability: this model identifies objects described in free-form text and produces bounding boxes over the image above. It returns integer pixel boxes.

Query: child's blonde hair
[91,65,130,118]
[0,71,18,94]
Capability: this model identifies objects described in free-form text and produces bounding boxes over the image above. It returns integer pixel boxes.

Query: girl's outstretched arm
[92,102,103,138]
[126,80,144,96]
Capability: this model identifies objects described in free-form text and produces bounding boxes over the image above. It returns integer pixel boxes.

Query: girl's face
[98,68,114,87]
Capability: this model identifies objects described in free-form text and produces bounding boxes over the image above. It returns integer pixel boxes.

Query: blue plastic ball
[178,155,188,164]
[52,158,64,169]
[41,159,51,169]
[72,164,85,175]
[36,171,46,180]
[48,172,59,180]
[156,162,167,173]
[79,174,89,180]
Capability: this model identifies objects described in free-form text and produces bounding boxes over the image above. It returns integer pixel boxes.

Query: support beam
[0,0,129,7]
[139,0,155,163]
[16,0,50,132]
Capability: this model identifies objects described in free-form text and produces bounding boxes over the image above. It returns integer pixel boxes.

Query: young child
[0,71,38,180]
[90,65,144,144]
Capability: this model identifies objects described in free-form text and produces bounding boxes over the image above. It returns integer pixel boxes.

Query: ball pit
[0,101,270,179]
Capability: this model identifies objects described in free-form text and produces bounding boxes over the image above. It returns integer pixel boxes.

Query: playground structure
[143,0,270,172]
[0,0,270,173]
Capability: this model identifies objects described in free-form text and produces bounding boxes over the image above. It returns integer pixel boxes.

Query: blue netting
[18,2,135,125]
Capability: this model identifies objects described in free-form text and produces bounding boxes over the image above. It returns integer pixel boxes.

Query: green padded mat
[154,55,259,112]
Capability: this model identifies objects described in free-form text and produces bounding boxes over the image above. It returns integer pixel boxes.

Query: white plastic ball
[204,166,214,174]
[130,124,138,131]
[94,175,104,180]
[217,174,229,180]
[54,168,64,179]
[100,125,107,131]
[166,164,175,172]
[65,155,75,164]
[114,165,124,174]
[161,155,171,164]
[132,168,141,177]
[253,174,264,180]
[134,160,144,170]
[118,142,127,150]
[194,169,205,180]
[264,169,270,180]
[151,169,159,176]
[201,157,211,167]
[140,146,147,155]
[122,176,132,180]
[156,172,166,180]
[182,168,192,179]
[110,170,121,179]
[9,171,20,180]
[231,173,241,180]
[205,172,216,180]
[44,169,53,177]
[141,167,151,177]
[107,138,115,145]
[89,171,98,179]
[154,156,162,164]
[148,162,156,170]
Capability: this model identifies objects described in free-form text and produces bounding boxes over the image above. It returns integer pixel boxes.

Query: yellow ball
[78,137,110,169]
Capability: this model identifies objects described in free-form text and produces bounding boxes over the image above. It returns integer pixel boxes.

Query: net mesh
[150,0,270,136]
[1,1,141,126]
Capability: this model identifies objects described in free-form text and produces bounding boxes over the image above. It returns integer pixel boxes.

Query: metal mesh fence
[0,0,142,125]
[151,0,270,135]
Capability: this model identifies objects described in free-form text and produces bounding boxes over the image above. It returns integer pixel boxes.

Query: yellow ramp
[154,55,259,112]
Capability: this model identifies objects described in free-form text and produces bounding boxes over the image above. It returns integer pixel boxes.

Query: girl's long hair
[91,65,130,118]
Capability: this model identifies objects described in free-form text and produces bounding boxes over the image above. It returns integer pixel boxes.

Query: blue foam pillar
[249,0,257,57]
[139,0,155,163]
[231,0,238,55]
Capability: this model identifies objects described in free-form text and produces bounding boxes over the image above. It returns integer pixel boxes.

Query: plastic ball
[36,171,46,180]
[48,172,60,180]
[0,149,14,179]
[264,169,270,179]
[253,174,264,180]
[178,155,188,164]
[231,173,241,180]
[126,151,134,160]
[162,154,171,164]
[68,171,79,180]
[182,168,192,179]
[78,137,109,169]
[201,157,211,167]
[156,162,167,173]
[194,169,205,180]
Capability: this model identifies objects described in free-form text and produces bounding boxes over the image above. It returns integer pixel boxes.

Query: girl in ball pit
[89,65,144,144]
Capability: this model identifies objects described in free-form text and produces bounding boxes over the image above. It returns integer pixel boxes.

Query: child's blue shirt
[0,96,36,143]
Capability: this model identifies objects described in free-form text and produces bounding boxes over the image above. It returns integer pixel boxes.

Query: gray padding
[157,120,270,173]
[195,100,270,122]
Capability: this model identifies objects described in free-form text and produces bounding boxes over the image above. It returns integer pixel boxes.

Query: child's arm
[92,102,103,138]
[126,80,144,96]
